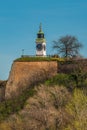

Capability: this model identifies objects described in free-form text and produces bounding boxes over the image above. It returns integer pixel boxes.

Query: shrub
[0,85,70,130]
[0,88,36,121]
[45,74,75,90]
[65,88,87,130]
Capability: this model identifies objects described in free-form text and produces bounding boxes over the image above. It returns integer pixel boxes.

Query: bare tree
[53,35,82,58]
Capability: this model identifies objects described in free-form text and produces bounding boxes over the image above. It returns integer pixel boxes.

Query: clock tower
[36,23,46,56]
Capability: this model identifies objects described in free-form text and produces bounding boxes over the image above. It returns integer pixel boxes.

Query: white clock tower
[36,23,46,56]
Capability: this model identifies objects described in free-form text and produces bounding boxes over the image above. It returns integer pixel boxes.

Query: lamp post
[21,49,24,57]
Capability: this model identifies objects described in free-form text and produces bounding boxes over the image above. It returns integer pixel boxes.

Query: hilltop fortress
[0,25,58,100]
[5,24,58,99]
[5,58,58,99]
[0,24,86,100]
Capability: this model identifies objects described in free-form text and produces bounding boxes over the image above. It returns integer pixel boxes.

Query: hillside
[0,58,87,130]
[0,73,87,130]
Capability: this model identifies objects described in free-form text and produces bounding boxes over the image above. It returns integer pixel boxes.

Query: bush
[0,85,70,130]
[0,88,36,121]
[45,74,75,90]
[65,88,87,130]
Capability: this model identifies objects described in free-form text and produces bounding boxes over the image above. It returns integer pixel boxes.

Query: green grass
[14,56,64,62]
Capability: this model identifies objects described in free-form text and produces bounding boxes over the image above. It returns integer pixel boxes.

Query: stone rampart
[5,61,58,99]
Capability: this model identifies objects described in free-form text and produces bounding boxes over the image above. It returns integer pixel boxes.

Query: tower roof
[37,23,44,34]
[36,23,46,43]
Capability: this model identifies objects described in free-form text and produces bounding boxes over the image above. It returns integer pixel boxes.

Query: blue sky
[0,0,87,80]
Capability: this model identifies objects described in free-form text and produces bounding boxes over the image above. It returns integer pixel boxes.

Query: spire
[39,23,42,32]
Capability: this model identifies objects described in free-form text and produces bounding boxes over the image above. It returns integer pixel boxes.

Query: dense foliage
[45,73,87,90]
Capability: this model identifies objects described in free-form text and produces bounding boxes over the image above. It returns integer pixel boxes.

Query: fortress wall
[5,61,58,99]
[58,59,87,74]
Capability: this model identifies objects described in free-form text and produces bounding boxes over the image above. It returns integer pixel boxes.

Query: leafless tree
[53,35,82,58]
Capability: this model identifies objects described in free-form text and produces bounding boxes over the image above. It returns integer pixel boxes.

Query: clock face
[36,44,42,51]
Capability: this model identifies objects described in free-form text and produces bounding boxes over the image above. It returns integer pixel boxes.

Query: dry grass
[0,85,70,130]
[0,82,86,130]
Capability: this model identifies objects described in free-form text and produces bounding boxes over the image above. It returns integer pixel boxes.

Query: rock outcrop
[5,61,58,99]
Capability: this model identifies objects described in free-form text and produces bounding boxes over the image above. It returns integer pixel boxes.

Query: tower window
[38,34,44,38]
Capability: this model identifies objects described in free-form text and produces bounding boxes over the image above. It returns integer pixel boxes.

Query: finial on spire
[39,23,42,32]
